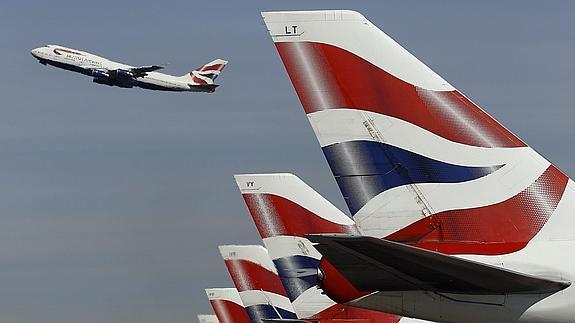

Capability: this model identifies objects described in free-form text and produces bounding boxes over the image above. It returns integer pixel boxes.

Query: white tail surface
[205,288,251,323]
[235,173,426,322]
[218,245,298,321]
[181,58,228,84]
[261,10,572,257]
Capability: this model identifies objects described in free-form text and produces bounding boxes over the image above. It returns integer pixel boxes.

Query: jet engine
[110,69,134,79]
[90,69,109,79]
[91,68,134,88]
[315,258,371,304]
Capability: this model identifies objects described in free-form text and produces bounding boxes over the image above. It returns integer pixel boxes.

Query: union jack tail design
[262,10,572,256]
[235,173,414,322]
[186,59,228,85]
[218,245,298,321]
[205,288,251,323]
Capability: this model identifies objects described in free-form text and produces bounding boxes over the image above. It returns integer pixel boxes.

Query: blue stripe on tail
[198,72,218,80]
[273,256,321,302]
[245,304,297,321]
[322,141,503,214]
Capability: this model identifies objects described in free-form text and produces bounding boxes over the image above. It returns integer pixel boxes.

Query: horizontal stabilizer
[307,234,570,295]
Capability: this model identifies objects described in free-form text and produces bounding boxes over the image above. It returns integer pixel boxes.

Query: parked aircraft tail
[235,173,407,322]
[261,10,571,256]
[218,245,298,321]
[205,288,251,323]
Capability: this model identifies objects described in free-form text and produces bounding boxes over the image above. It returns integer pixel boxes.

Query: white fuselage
[31,45,200,91]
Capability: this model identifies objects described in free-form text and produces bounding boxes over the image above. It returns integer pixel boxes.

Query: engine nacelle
[112,69,134,79]
[91,69,109,79]
[91,69,134,88]
[316,258,371,304]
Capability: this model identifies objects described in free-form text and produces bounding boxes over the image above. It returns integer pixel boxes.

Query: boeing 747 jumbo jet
[30,45,227,92]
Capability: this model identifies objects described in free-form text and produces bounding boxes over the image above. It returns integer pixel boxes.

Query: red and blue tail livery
[262,10,570,257]
[205,288,251,323]
[190,59,228,85]
[218,245,298,321]
[235,173,429,323]
[262,10,575,323]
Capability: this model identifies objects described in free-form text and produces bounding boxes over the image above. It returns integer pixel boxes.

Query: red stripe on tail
[386,165,568,255]
[276,41,525,148]
[199,64,225,72]
[210,300,251,323]
[242,193,359,238]
[224,259,288,297]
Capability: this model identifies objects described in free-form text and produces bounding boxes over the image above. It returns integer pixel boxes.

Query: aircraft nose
[30,48,41,58]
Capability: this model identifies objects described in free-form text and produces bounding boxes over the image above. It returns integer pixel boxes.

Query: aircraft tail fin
[235,173,358,239]
[205,288,251,323]
[262,10,571,256]
[234,174,402,322]
[219,245,298,321]
[184,58,228,85]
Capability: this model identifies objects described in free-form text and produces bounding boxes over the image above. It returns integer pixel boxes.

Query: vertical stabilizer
[219,245,298,321]
[205,288,251,323]
[261,10,570,256]
[182,58,228,84]
[235,173,406,322]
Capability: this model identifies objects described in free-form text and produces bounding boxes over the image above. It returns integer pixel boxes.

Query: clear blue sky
[1,1,574,322]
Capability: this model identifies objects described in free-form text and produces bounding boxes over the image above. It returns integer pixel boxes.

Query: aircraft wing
[130,65,165,77]
[307,234,570,295]
[89,65,164,80]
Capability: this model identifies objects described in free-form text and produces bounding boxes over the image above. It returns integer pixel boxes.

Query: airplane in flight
[30,45,227,92]
[261,9,575,323]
